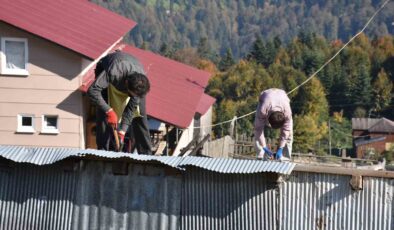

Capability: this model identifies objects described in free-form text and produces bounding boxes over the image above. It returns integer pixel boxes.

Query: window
[0,37,28,75]
[41,115,59,134]
[17,114,35,133]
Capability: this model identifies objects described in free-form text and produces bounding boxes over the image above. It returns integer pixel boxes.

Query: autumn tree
[372,69,393,114]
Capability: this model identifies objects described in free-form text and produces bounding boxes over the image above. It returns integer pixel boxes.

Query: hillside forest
[90,0,394,155]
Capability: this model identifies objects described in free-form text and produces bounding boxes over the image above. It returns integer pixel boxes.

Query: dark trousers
[95,92,152,155]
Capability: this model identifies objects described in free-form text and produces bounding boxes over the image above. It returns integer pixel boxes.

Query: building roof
[123,45,211,128]
[0,0,135,60]
[196,93,216,115]
[354,136,387,147]
[352,118,380,130]
[369,118,394,133]
[82,45,212,128]
[0,145,295,175]
[352,118,394,133]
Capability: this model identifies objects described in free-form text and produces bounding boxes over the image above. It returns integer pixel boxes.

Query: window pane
[5,40,25,69]
[22,117,32,126]
[46,117,57,128]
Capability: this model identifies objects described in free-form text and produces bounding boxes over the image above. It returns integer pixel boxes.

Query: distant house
[0,0,214,154]
[352,118,394,158]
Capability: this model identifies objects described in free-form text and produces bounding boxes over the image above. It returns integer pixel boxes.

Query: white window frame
[0,37,29,76]
[17,114,35,133]
[41,115,59,134]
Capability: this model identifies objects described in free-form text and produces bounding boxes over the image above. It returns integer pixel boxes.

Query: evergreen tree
[219,48,235,71]
[247,35,265,63]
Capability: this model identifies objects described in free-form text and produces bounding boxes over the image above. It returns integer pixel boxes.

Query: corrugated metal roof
[354,136,386,146]
[0,145,295,175]
[122,45,212,128]
[0,0,135,59]
[196,93,216,115]
[0,146,183,168]
[180,156,295,175]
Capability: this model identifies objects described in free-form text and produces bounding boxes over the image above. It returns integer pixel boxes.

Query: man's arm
[87,71,111,113]
[119,96,140,132]
[254,110,267,152]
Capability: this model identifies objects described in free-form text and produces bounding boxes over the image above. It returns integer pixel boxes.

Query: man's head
[268,111,285,129]
[126,73,150,97]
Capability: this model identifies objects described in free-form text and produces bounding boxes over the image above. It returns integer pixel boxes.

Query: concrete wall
[202,135,234,158]
[0,22,86,148]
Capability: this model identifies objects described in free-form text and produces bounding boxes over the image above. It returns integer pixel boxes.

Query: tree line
[91,0,394,59]
[206,32,393,154]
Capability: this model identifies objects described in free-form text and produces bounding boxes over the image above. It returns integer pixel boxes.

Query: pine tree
[247,35,265,63]
[219,48,235,71]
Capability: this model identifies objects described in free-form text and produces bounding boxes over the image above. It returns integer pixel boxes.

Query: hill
[91,0,394,59]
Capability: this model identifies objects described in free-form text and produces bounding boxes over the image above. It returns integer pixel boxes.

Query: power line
[189,0,391,130]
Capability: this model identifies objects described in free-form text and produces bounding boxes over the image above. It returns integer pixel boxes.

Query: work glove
[263,147,273,159]
[106,108,118,128]
[117,130,125,145]
[275,147,283,160]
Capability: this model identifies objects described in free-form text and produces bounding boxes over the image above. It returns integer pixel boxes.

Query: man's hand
[276,147,283,160]
[263,147,273,158]
[117,130,125,145]
[106,108,118,128]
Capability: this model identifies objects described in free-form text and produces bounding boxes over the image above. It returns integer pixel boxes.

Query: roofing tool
[111,125,121,152]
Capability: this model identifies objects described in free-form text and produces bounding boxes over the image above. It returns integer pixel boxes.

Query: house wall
[0,22,86,148]
[353,131,394,158]
[173,120,194,156]
[199,106,212,139]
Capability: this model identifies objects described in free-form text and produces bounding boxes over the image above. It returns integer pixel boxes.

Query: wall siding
[0,22,85,148]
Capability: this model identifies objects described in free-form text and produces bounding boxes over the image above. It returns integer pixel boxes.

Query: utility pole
[328,119,332,155]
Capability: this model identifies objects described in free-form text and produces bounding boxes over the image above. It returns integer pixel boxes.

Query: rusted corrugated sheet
[280,171,394,230]
[182,167,278,230]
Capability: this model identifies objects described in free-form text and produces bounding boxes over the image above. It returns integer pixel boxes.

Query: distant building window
[41,115,59,134]
[17,114,35,133]
[0,37,29,76]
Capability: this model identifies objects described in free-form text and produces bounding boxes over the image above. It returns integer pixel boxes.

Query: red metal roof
[123,45,212,128]
[81,45,212,128]
[196,94,216,115]
[0,0,135,59]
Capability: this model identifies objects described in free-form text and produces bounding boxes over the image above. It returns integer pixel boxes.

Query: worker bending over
[254,88,293,161]
[88,51,152,154]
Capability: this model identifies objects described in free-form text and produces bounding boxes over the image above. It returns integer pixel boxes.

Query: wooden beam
[294,164,394,178]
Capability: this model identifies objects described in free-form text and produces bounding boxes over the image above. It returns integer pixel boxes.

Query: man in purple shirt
[254,88,293,161]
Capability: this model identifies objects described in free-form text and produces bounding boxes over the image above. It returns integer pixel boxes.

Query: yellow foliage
[332,111,344,123]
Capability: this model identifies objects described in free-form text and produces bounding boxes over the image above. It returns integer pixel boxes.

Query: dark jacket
[87,51,147,132]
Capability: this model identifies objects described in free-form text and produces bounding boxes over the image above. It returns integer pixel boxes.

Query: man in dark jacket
[88,51,152,154]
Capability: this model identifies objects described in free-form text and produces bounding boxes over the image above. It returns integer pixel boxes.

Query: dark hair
[127,73,150,97]
[268,111,285,129]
